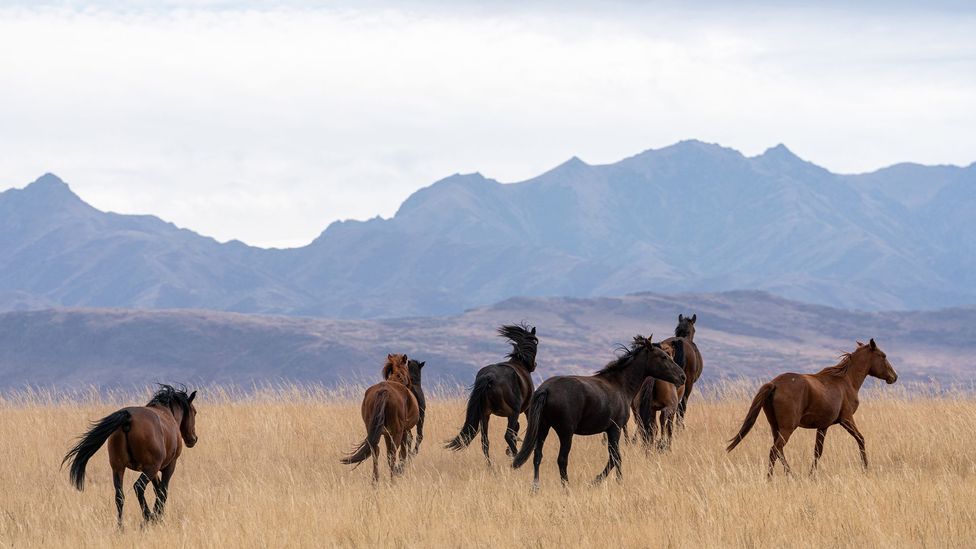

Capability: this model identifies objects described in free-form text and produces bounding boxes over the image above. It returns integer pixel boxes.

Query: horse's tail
[726,383,775,452]
[61,409,131,490]
[511,388,548,469]
[444,375,492,451]
[341,391,388,465]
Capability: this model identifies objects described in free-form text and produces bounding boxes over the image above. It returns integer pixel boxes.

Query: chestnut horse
[407,358,426,454]
[631,338,685,451]
[727,339,898,477]
[341,354,420,481]
[62,384,198,527]
[445,324,538,464]
[512,335,685,489]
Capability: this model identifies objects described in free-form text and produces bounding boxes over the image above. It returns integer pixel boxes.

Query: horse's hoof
[505,448,514,457]
[530,481,540,494]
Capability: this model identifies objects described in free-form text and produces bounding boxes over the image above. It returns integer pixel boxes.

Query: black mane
[498,323,538,370]
[147,384,192,413]
[596,335,652,376]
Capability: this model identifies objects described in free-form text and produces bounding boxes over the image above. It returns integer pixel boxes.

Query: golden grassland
[1,384,975,548]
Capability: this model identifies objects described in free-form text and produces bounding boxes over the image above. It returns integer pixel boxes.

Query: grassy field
[1,385,974,548]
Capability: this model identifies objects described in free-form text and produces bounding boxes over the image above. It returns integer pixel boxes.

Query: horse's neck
[843,355,871,391]
[602,366,647,401]
[150,403,182,424]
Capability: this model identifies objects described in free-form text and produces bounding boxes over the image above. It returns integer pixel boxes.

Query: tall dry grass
[1,384,975,548]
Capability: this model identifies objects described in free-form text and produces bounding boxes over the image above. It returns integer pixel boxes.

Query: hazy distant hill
[1,291,972,389]
[1,141,974,317]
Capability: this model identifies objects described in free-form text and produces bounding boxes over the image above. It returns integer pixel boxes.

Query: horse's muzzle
[886,374,898,384]
[186,436,198,448]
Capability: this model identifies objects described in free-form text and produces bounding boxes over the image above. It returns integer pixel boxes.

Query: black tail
[61,409,131,491]
[511,389,548,469]
[341,390,388,465]
[726,383,775,452]
[444,375,492,451]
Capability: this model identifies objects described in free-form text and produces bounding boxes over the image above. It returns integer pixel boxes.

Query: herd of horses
[61,314,899,526]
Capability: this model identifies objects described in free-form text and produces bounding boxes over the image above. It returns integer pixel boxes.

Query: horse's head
[498,324,539,372]
[407,359,425,387]
[857,339,898,384]
[181,390,198,448]
[675,314,697,339]
[636,335,685,386]
[383,353,412,386]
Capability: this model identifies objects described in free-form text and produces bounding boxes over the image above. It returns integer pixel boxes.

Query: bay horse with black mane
[445,324,538,465]
[62,384,198,527]
[669,313,704,424]
[512,335,685,489]
[727,339,898,477]
[407,358,426,454]
[341,354,419,481]
[630,338,684,451]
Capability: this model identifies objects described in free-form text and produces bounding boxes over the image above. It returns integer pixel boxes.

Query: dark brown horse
[631,338,685,451]
[727,339,898,477]
[445,324,538,465]
[341,354,420,481]
[407,358,426,454]
[62,384,198,527]
[512,335,685,489]
[669,314,704,424]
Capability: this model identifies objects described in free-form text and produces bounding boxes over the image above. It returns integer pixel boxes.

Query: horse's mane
[147,384,192,412]
[382,354,411,386]
[818,353,853,377]
[596,336,652,376]
[498,323,537,367]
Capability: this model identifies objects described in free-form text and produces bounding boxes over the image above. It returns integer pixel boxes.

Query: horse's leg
[768,427,795,478]
[414,407,425,454]
[594,426,622,483]
[112,467,126,528]
[505,413,520,457]
[384,432,397,479]
[134,470,159,523]
[622,423,631,445]
[531,422,550,491]
[556,431,573,486]
[678,382,693,427]
[839,418,868,470]
[810,428,827,474]
[659,408,674,451]
[480,415,492,466]
[644,411,658,452]
[153,461,176,518]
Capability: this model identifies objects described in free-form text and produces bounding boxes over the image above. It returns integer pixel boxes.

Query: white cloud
[0,3,974,247]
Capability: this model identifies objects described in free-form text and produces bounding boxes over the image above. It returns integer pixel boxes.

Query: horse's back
[479,362,532,413]
[768,373,843,428]
[365,381,419,430]
[540,376,626,434]
[108,406,178,470]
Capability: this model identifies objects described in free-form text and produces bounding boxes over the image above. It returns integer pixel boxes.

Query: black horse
[445,324,538,464]
[408,358,426,453]
[512,335,684,488]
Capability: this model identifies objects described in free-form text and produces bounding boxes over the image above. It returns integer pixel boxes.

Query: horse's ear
[869,338,877,350]
[188,390,196,403]
[648,333,653,343]
[691,314,697,323]
[856,340,865,347]
[531,326,536,335]
[678,314,684,322]
[419,361,425,369]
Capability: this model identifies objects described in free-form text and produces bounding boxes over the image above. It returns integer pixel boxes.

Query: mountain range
[1,290,973,390]
[1,140,974,317]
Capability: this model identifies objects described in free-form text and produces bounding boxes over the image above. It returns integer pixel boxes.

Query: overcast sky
[1,1,974,247]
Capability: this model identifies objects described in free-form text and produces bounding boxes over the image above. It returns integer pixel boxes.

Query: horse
[61,384,198,527]
[630,338,685,451]
[726,339,898,477]
[406,359,426,454]
[511,335,685,489]
[669,313,704,424]
[445,324,538,465]
[341,354,420,481]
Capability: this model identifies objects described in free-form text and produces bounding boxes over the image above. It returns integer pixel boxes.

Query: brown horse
[341,354,420,481]
[727,339,898,477]
[445,324,538,465]
[669,314,704,424]
[512,335,685,489]
[62,384,198,527]
[407,358,426,454]
[631,338,684,451]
